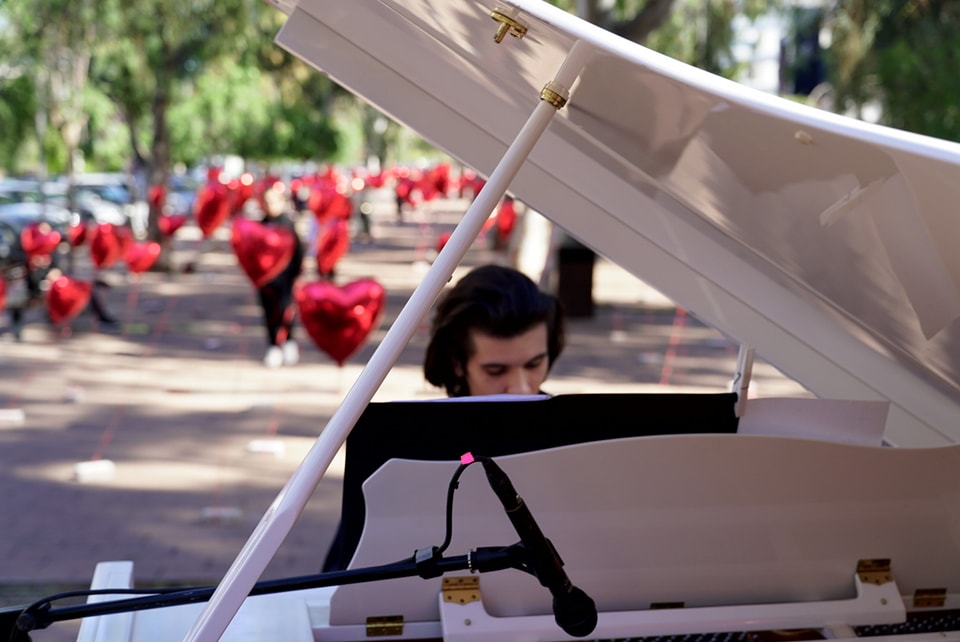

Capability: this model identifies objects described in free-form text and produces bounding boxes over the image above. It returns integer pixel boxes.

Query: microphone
[479,456,598,637]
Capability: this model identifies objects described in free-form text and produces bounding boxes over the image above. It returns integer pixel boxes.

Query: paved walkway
[0,194,807,639]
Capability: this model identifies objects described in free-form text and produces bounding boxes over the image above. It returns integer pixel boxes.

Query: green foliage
[82,87,133,171]
[546,0,777,80]
[872,1,960,140]
[168,60,271,165]
[0,74,35,174]
[826,0,960,141]
[824,0,883,117]
[645,0,774,78]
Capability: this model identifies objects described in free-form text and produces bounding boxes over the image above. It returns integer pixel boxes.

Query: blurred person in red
[257,184,305,368]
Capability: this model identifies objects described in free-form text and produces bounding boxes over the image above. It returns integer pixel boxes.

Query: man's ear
[453,361,464,378]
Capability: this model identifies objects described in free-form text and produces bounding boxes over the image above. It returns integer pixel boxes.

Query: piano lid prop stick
[733,344,755,418]
[182,40,595,642]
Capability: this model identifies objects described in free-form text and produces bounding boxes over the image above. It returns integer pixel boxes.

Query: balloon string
[90,405,125,461]
[274,303,297,346]
[124,274,142,331]
[659,307,688,386]
[141,286,178,358]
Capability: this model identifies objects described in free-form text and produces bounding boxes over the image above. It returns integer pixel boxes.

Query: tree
[565,0,774,75]
[824,0,960,141]
[86,0,291,267]
[821,0,882,118]
[0,72,35,174]
[871,0,960,140]
[0,0,102,194]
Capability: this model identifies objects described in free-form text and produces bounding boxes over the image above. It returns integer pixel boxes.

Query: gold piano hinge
[490,7,527,43]
[365,615,403,637]
[913,587,947,608]
[649,601,684,609]
[442,575,481,605]
[857,558,893,585]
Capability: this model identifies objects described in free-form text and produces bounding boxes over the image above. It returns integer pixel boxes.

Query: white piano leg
[76,561,137,642]
[180,41,595,642]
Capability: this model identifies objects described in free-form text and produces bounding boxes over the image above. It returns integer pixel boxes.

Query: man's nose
[505,369,535,394]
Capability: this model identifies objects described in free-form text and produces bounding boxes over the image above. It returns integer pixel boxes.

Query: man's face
[459,322,550,396]
[263,188,286,216]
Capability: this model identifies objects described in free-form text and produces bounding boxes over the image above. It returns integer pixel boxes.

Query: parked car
[43,181,130,227]
[1,177,129,228]
[166,174,200,215]
[0,178,45,206]
[0,201,73,271]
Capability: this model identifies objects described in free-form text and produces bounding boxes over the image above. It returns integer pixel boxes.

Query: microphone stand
[11,544,528,640]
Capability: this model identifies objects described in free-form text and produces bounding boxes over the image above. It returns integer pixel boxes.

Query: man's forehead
[467,323,549,358]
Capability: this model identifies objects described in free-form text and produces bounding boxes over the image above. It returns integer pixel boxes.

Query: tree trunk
[148,74,174,272]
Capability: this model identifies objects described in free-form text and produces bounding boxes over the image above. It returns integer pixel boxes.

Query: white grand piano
[31,0,960,641]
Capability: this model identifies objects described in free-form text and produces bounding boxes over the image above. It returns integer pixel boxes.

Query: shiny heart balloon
[89,223,127,269]
[308,183,352,223]
[67,222,88,247]
[435,231,452,254]
[0,278,6,313]
[148,184,166,209]
[20,223,62,261]
[227,174,255,215]
[296,278,385,366]
[194,183,231,238]
[317,218,350,276]
[46,275,92,324]
[125,240,162,274]
[157,213,187,237]
[230,217,296,287]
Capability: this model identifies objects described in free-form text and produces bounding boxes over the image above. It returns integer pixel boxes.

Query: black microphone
[479,456,598,637]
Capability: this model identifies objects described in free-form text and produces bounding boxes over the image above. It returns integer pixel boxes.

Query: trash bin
[557,240,595,318]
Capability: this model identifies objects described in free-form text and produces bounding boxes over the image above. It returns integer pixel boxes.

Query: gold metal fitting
[490,7,528,43]
[856,558,893,585]
[442,576,481,605]
[540,81,569,109]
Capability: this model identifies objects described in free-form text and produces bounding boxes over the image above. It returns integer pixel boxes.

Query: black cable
[9,586,196,642]
[436,460,473,554]
[11,454,486,641]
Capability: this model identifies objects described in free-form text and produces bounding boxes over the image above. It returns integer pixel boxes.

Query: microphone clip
[414,546,444,579]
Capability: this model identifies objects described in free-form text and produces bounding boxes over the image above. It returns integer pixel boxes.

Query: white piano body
[79,432,960,641]
[70,0,960,640]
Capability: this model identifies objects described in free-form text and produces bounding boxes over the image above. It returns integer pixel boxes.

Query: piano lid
[271,0,960,447]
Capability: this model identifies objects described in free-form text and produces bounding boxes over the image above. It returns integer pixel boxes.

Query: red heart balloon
[227,174,255,215]
[158,213,187,237]
[308,183,352,223]
[148,184,166,209]
[20,223,62,261]
[125,241,161,274]
[436,231,452,254]
[46,275,92,324]
[67,222,88,247]
[296,278,385,366]
[89,223,127,269]
[194,183,231,238]
[317,218,350,276]
[230,217,296,287]
[0,278,6,313]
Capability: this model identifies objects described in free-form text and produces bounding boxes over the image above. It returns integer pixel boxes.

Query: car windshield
[79,184,131,204]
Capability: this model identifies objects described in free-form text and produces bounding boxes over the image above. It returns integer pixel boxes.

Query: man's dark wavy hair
[423,264,565,396]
